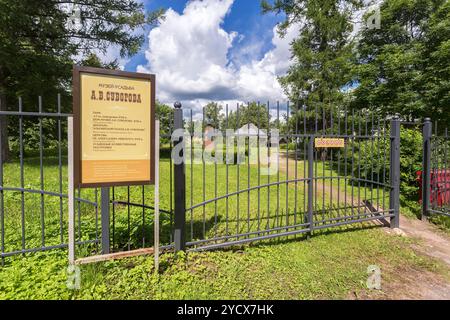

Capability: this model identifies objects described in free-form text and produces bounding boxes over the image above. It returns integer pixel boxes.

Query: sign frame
[314,137,345,148]
[72,66,156,188]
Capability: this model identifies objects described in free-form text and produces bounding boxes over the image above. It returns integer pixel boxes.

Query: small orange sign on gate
[315,138,345,148]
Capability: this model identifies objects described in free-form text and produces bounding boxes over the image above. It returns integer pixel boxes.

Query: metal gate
[0,96,402,259]
[422,118,450,218]
[171,102,400,251]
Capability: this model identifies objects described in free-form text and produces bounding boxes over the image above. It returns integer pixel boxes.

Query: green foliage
[0,145,448,299]
[226,102,271,130]
[0,226,443,299]
[352,0,450,123]
[262,0,363,110]
[345,127,422,203]
[156,101,174,144]
[0,0,164,99]
[0,0,164,160]
[203,102,224,129]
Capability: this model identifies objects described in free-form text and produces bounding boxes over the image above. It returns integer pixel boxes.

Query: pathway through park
[278,152,450,299]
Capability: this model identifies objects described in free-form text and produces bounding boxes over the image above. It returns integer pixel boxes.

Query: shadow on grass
[195,222,386,254]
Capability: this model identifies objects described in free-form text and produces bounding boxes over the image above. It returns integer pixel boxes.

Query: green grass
[0,225,446,300]
[0,149,391,257]
[0,149,448,299]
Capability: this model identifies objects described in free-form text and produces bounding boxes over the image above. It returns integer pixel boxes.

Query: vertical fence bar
[68,116,75,264]
[57,94,64,243]
[389,117,400,228]
[154,120,160,272]
[202,107,206,238]
[142,185,145,247]
[39,96,45,246]
[422,118,432,220]
[225,104,229,238]
[112,187,115,251]
[101,187,110,254]
[126,187,130,250]
[307,135,314,236]
[19,98,25,251]
[190,109,194,241]
[173,102,186,252]
[95,188,99,252]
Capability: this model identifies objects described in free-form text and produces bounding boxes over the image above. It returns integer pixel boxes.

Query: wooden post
[68,116,75,264]
[154,120,160,273]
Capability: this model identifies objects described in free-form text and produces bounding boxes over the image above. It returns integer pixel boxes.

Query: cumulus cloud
[137,0,298,114]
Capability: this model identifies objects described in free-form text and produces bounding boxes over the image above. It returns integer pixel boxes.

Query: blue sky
[97,0,370,114]
[108,0,296,113]
[125,0,285,72]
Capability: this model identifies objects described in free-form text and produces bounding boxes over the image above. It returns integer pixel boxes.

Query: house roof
[235,123,267,136]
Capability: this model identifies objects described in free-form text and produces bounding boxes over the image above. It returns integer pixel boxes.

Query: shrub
[343,127,423,203]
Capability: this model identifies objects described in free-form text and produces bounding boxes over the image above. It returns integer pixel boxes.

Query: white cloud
[236,24,298,104]
[137,0,297,115]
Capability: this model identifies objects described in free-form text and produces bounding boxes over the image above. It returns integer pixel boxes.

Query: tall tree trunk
[0,65,10,162]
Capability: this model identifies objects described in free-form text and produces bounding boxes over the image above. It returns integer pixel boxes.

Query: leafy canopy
[351,0,450,123]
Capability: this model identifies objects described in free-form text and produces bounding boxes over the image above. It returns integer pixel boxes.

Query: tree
[155,101,173,143]
[227,102,271,130]
[79,53,120,70]
[0,0,164,160]
[203,102,224,129]
[351,0,449,124]
[262,0,363,122]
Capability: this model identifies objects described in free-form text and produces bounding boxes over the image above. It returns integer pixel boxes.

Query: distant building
[235,123,267,137]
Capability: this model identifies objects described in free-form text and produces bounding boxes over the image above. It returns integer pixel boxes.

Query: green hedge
[342,127,423,203]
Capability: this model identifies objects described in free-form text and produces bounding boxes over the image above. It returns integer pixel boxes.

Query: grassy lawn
[0,150,448,299]
[0,225,447,300]
[0,149,391,255]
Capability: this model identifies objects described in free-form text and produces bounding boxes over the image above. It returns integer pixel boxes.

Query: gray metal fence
[422,119,450,218]
[172,102,400,251]
[0,95,100,260]
[0,95,404,261]
[0,95,175,262]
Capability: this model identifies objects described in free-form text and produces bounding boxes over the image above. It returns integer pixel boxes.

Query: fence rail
[0,95,174,261]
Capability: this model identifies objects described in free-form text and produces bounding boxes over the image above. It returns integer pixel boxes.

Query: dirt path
[378,216,450,300]
[278,152,450,299]
[396,215,450,266]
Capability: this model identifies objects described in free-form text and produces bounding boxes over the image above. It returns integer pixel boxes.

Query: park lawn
[0,223,447,300]
[0,150,390,256]
[0,151,448,299]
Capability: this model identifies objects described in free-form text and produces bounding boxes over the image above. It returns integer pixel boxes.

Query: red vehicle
[417,169,450,206]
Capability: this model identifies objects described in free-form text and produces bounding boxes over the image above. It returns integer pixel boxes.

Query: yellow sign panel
[74,67,155,187]
[315,138,345,148]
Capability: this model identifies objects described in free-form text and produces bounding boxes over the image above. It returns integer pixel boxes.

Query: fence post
[173,102,186,252]
[0,114,4,264]
[101,187,110,254]
[389,117,400,228]
[422,118,432,220]
[307,135,314,237]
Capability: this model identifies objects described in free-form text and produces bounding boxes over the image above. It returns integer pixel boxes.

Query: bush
[343,127,423,202]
